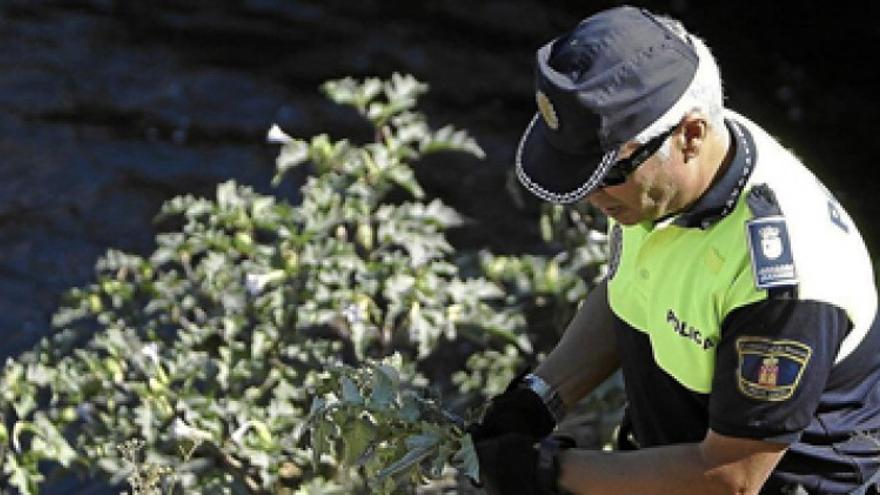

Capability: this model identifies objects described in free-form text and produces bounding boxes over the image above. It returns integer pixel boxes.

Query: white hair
[634,16,727,160]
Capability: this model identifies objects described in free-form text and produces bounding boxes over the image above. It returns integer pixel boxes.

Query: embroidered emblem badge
[759,225,783,260]
[736,337,811,401]
[536,91,559,130]
[607,223,622,280]
[745,216,797,289]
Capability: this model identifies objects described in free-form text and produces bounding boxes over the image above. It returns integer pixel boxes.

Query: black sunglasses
[598,126,677,188]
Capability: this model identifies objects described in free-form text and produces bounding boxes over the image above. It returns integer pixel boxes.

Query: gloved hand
[476,433,576,495]
[475,432,541,495]
[469,372,556,442]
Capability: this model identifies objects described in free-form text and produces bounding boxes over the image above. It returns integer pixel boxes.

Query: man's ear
[680,113,708,163]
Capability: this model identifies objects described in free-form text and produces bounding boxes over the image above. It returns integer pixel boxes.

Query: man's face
[585,138,681,225]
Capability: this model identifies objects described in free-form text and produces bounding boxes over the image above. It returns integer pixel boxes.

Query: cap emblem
[536,91,559,130]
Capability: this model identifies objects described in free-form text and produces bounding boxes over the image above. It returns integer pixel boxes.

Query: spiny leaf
[452,434,480,482]
[369,365,398,409]
[341,376,363,405]
[404,432,439,450]
[273,138,309,185]
[341,417,376,466]
[420,124,485,159]
[374,443,434,481]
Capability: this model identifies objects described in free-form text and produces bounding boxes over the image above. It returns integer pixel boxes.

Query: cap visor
[516,114,616,204]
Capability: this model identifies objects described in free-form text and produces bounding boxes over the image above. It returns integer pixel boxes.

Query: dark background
[1,0,878,361]
[1,1,879,493]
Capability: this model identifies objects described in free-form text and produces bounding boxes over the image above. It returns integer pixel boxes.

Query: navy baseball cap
[516,6,699,204]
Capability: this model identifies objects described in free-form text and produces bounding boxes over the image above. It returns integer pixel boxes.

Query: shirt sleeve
[708,297,850,443]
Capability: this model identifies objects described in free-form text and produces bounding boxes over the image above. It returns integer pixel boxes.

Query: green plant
[0,73,609,494]
[306,354,478,494]
[117,439,176,495]
[299,78,610,490]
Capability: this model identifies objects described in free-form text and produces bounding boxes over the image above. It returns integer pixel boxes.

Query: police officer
[472,6,880,495]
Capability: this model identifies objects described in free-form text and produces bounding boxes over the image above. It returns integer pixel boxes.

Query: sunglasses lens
[600,171,625,188]
[597,126,675,189]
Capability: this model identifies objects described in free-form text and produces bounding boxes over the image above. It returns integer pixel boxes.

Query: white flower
[245,270,285,296]
[342,303,363,324]
[171,417,212,442]
[266,124,294,144]
[141,342,160,365]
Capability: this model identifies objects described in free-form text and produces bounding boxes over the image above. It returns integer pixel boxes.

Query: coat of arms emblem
[757,356,779,386]
[759,225,783,260]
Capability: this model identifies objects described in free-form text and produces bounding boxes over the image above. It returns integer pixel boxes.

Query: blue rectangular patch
[746,216,798,289]
[736,337,811,401]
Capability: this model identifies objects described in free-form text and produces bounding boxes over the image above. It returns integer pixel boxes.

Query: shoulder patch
[746,216,797,289]
[736,337,811,401]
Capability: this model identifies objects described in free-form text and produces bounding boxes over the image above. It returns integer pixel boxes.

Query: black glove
[476,433,575,495]
[469,372,556,442]
[475,433,541,495]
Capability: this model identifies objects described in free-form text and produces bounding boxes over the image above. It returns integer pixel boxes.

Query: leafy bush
[0,74,608,494]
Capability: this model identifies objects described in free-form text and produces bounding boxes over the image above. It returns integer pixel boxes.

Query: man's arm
[534,278,620,407]
[468,280,620,443]
[558,429,787,495]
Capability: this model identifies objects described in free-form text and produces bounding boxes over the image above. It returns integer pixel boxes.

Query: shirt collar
[672,117,756,229]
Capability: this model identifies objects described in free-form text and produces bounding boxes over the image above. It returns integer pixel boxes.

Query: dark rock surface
[1,0,878,377]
